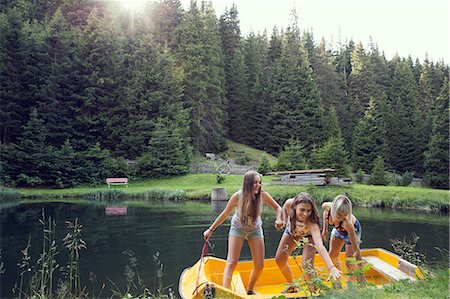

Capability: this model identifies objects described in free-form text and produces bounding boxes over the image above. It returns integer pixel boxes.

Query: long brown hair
[238,171,262,225]
[289,192,320,233]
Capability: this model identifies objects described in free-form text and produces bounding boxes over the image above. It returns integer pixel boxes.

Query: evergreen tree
[242,32,268,149]
[351,98,386,172]
[3,109,51,186]
[310,136,349,177]
[423,78,449,189]
[266,27,282,67]
[35,9,85,146]
[80,142,127,185]
[121,34,188,159]
[226,47,249,142]
[323,106,343,141]
[173,1,226,153]
[0,9,28,144]
[150,0,183,48]
[368,156,387,185]
[385,57,424,174]
[76,9,125,149]
[257,155,272,175]
[265,26,325,153]
[346,42,378,142]
[274,139,308,171]
[219,4,244,142]
[310,38,347,121]
[135,119,192,178]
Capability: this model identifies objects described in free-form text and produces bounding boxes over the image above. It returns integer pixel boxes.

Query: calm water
[1,200,448,298]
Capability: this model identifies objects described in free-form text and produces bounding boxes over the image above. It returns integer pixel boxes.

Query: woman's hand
[353,250,362,261]
[274,219,284,231]
[203,228,213,241]
[321,230,328,242]
[329,266,342,280]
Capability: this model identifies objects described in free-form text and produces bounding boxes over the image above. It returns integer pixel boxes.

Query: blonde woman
[322,195,364,280]
[203,171,283,295]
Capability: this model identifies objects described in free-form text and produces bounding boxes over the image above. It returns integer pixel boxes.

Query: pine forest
[0,0,448,189]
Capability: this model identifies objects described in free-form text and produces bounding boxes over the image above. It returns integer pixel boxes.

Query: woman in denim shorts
[203,171,283,295]
[322,195,364,282]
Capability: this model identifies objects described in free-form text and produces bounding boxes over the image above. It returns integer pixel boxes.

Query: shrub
[257,155,272,175]
[368,156,387,185]
[354,169,365,183]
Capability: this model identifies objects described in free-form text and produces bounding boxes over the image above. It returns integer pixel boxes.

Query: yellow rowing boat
[179,248,423,298]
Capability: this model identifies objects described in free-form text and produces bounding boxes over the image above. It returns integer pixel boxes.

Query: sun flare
[119,0,148,11]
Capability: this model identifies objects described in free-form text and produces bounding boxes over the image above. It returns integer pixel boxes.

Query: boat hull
[179,248,423,298]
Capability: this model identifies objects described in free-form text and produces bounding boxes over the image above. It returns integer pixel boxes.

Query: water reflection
[0,200,448,298]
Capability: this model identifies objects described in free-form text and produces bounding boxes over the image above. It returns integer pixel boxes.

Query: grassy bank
[325,266,449,299]
[6,174,449,211]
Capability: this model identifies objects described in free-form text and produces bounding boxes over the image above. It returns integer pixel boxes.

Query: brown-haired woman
[203,171,283,295]
[275,193,341,293]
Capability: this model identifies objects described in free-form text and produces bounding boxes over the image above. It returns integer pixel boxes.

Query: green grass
[14,174,450,211]
[223,138,277,164]
[187,138,276,165]
[325,266,449,298]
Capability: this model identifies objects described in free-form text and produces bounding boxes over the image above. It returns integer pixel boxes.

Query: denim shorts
[229,224,264,240]
[331,219,362,245]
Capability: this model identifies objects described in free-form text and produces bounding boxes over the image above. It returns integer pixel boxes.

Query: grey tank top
[231,194,264,229]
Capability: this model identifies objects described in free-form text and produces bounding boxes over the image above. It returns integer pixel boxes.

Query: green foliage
[354,169,365,183]
[310,136,350,177]
[275,139,308,171]
[390,233,426,267]
[368,156,387,185]
[216,174,226,184]
[14,212,86,298]
[423,78,449,190]
[0,1,447,191]
[398,171,413,186]
[385,58,424,174]
[173,1,226,153]
[351,97,386,172]
[257,155,272,175]
[265,26,325,154]
[135,119,191,178]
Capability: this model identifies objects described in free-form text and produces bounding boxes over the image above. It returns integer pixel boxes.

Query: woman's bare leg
[246,237,265,293]
[275,234,297,283]
[222,236,245,288]
[328,237,345,270]
[302,241,317,281]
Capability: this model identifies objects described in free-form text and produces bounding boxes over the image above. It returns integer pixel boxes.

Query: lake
[1,200,448,298]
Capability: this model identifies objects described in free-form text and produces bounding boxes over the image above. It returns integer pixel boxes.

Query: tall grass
[0,187,20,200]
[7,210,175,298]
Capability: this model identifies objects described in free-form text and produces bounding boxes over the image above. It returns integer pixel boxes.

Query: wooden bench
[106,178,129,188]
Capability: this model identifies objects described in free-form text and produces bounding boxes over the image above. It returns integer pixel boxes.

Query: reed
[62,218,87,296]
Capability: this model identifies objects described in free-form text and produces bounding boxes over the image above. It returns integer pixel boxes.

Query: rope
[193,241,210,296]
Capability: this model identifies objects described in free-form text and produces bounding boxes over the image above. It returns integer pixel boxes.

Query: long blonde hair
[331,194,352,220]
[238,171,262,224]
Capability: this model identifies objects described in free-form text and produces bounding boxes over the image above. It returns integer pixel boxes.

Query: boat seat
[231,272,247,295]
[364,256,416,282]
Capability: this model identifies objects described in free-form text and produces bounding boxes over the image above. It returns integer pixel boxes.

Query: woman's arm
[203,191,239,241]
[282,198,293,224]
[343,216,362,260]
[321,202,331,241]
[262,191,284,230]
[310,224,342,280]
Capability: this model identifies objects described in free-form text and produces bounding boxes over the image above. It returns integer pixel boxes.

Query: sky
[179,0,449,64]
